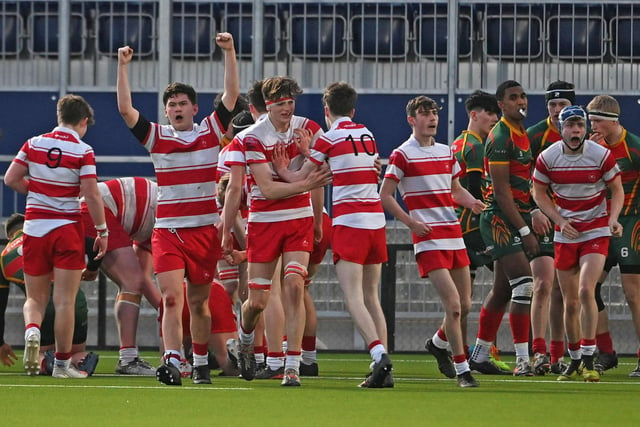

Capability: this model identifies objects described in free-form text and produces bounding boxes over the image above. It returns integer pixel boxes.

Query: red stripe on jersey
[332,169,379,186]
[544,168,604,184]
[155,166,217,187]
[29,181,80,199]
[412,224,463,243]
[132,178,151,234]
[401,157,453,177]
[333,200,384,218]
[404,191,453,211]
[250,194,310,213]
[157,200,217,218]
[555,194,606,213]
[510,160,532,181]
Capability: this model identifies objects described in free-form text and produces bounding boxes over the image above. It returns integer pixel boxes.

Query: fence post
[380,246,397,352]
[97,272,107,348]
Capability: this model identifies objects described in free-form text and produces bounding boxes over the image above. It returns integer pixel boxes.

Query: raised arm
[216,33,240,113]
[117,46,141,129]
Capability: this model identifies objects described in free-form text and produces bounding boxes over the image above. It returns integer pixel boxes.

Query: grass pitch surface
[1,351,639,426]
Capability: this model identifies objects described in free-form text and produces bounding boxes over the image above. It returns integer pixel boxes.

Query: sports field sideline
[1,351,639,426]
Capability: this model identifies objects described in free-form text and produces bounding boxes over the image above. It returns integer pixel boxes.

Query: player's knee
[460,297,472,317]
[284,261,308,280]
[510,276,533,305]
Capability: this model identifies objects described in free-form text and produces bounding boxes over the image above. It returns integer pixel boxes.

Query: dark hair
[57,94,95,126]
[323,82,357,117]
[464,90,500,115]
[214,94,249,117]
[231,110,255,137]
[4,212,24,238]
[545,81,576,105]
[247,80,266,113]
[162,82,197,106]
[406,95,441,117]
[495,80,522,101]
[261,76,303,103]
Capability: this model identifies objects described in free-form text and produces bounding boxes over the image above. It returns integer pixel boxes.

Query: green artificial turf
[1,351,639,426]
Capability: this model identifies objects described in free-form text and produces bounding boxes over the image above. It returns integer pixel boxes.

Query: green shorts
[534,229,554,258]
[608,215,640,271]
[463,230,492,269]
[480,209,531,260]
[41,288,88,346]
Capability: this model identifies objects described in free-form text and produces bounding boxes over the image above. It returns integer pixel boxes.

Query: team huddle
[1,32,639,388]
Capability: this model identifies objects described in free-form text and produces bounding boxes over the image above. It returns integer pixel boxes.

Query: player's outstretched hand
[0,343,17,367]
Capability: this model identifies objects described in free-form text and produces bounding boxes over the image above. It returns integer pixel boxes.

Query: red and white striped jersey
[142,114,223,228]
[309,117,385,229]
[12,126,97,235]
[99,177,157,243]
[533,139,620,243]
[384,136,465,254]
[244,115,322,223]
[216,143,233,182]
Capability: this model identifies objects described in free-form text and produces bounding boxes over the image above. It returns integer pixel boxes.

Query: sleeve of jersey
[531,155,550,185]
[465,144,483,173]
[451,152,462,179]
[79,148,97,179]
[486,131,510,164]
[384,150,405,181]
[12,142,30,167]
[224,138,246,167]
[244,136,268,164]
[205,113,225,141]
[212,101,233,131]
[309,138,329,165]
[131,114,153,147]
[305,119,323,144]
[602,151,621,183]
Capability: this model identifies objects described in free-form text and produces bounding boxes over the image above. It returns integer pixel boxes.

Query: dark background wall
[0,91,635,216]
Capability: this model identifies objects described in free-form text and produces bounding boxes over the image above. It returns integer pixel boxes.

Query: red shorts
[310,213,332,265]
[23,222,85,275]
[555,236,610,270]
[82,204,131,251]
[159,281,237,337]
[416,248,470,278]
[246,217,314,263]
[332,226,387,265]
[152,225,220,284]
